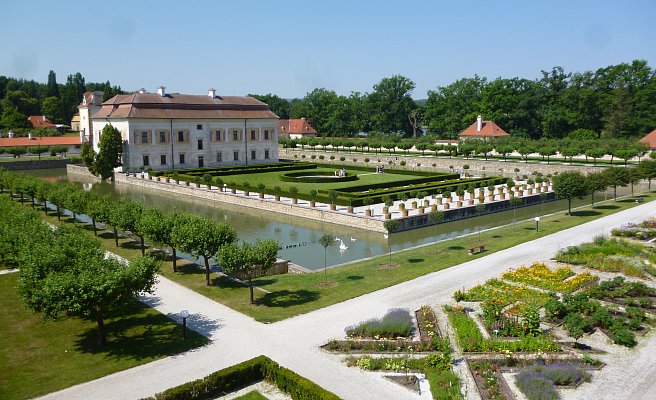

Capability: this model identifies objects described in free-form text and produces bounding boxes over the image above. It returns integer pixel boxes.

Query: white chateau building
[90,87,279,170]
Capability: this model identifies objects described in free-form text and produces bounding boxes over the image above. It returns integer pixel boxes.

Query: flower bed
[502,263,598,294]
[416,305,441,339]
[584,276,656,310]
[515,362,591,400]
[345,308,413,339]
[323,336,442,353]
[611,218,656,240]
[468,360,515,400]
[456,278,552,306]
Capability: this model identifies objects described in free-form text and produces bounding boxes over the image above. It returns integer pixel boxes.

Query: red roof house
[0,136,82,148]
[459,115,509,139]
[27,115,58,129]
[639,129,656,150]
[278,118,317,139]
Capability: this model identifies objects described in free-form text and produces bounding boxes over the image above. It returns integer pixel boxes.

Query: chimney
[138,88,146,94]
[79,131,85,144]
[477,115,483,132]
[92,91,104,105]
[157,86,166,97]
[28,133,33,140]
[208,88,216,97]
[8,131,15,138]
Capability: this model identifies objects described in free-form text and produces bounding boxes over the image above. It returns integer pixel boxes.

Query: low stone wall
[231,258,289,280]
[279,148,606,176]
[2,158,73,170]
[67,164,101,180]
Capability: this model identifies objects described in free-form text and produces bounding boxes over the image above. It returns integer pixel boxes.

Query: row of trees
[254,60,656,139]
[0,169,280,305]
[1,145,71,159]
[0,71,124,132]
[281,136,652,165]
[553,160,656,214]
[0,193,159,346]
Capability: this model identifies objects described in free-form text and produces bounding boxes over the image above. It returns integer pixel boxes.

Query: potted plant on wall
[456,186,465,201]
[487,184,495,202]
[147,168,153,180]
[203,173,213,189]
[382,195,392,215]
[410,190,419,209]
[289,186,299,204]
[328,190,338,211]
[309,189,317,207]
[214,177,223,189]
[172,171,179,184]
[363,197,374,216]
[257,183,266,199]
[194,176,202,187]
[467,185,476,205]
[347,198,354,214]
[229,181,236,193]
[242,181,251,196]
[274,185,282,201]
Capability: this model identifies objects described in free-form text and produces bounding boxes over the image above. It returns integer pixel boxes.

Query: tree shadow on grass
[447,246,464,250]
[176,263,205,275]
[257,290,320,308]
[572,210,601,217]
[98,231,116,240]
[73,301,209,360]
[407,258,424,263]
[346,275,364,281]
[121,241,147,251]
[492,235,503,238]
[595,205,619,210]
[251,278,278,287]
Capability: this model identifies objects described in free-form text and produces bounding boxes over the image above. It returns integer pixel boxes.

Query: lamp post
[180,309,189,339]
[223,183,227,193]
[384,233,391,268]
[534,216,540,232]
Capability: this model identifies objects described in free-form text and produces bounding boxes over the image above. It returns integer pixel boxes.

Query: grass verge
[0,273,208,400]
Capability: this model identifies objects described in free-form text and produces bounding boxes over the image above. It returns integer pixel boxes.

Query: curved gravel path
[38,202,656,400]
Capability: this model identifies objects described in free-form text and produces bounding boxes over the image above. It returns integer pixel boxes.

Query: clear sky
[2,0,655,99]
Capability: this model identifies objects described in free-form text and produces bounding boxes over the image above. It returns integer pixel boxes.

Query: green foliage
[552,171,588,214]
[94,124,123,180]
[218,239,279,304]
[80,142,95,168]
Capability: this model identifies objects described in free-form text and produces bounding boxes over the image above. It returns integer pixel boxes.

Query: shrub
[345,308,413,339]
[340,157,345,161]
[426,368,462,400]
[515,371,559,400]
[400,161,406,166]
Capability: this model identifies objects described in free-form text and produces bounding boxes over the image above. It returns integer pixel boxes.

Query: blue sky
[2,0,655,99]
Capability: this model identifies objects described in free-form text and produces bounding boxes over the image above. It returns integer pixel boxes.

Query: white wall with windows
[91,118,278,171]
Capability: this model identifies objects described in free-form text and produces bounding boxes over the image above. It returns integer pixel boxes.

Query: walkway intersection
[39,202,656,400]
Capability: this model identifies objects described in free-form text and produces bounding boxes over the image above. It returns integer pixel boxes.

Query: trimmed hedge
[149,355,341,400]
[280,171,359,183]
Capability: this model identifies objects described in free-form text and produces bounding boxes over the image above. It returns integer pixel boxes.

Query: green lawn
[0,273,208,400]
[234,390,268,400]
[14,192,656,324]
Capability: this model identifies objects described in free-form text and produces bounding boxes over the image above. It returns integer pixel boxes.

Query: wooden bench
[635,197,644,204]
[468,244,485,255]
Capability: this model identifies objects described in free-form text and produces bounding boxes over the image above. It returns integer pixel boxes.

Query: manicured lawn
[17,191,656,324]
[0,273,208,400]
[234,390,268,400]
[223,167,423,192]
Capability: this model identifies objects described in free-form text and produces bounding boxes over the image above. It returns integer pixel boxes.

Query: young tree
[318,233,335,281]
[636,160,656,190]
[112,200,145,254]
[140,208,182,272]
[94,124,123,180]
[65,187,89,222]
[80,142,95,169]
[18,226,159,346]
[585,172,609,209]
[85,193,112,236]
[553,171,588,215]
[219,239,279,304]
[603,167,630,200]
[172,215,236,285]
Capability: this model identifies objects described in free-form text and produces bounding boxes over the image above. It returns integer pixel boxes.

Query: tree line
[253,60,656,139]
[280,135,652,165]
[552,161,656,214]
[0,71,124,133]
[0,169,280,306]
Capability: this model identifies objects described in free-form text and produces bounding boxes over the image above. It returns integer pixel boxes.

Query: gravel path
[37,202,656,400]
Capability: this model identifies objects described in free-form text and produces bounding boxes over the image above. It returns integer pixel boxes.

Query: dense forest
[252,60,656,140]
[0,71,123,133]
[2,60,655,140]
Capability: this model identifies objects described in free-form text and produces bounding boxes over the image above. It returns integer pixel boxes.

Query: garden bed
[501,263,598,294]
[467,359,516,400]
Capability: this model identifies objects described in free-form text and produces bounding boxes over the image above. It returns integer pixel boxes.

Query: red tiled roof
[27,115,58,128]
[0,136,81,148]
[459,120,509,137]
[278,119,317,134]
[92,92,278,120]
[640,129,656,149]
[79,91,93,108]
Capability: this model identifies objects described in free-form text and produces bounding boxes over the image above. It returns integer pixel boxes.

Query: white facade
[91,118,279,171]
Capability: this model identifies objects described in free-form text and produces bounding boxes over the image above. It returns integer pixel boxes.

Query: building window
[251,150,256,160]
[197,124,203,130]
[160,154,167,165]
[216,152,222,162]
[179,153,185,164]
[198,139,203,150]
[141,131,148,144]
[233,130,238,141]
[233,151,239,161]
[178,131,184,142]
[214,131,221,141]
[264,149,270,159]
[250,130,256,140]
[264,130,269,140]
[143,155,149,166]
